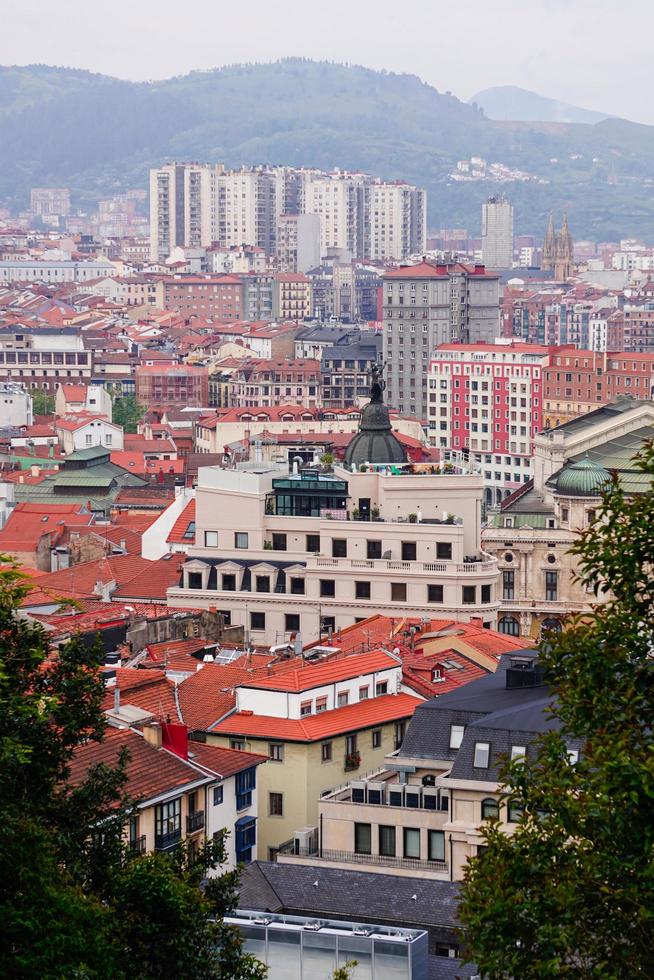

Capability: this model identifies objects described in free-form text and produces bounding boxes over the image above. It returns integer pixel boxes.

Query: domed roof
[554,456,611,497]
[344,363,408,468]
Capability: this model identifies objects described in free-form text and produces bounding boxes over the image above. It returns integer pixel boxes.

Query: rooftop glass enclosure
[226,910,428,979]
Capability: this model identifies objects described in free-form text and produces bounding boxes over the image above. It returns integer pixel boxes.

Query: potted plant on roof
[408,512,418,523]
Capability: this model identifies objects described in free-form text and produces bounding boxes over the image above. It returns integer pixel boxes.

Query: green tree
[0,560,266,979]
[31,388,55,415]
[459,445,654,978]
[112,394,145,433]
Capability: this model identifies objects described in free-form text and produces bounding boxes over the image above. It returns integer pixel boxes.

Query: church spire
[555,211,574,280]
[542,213,556,271]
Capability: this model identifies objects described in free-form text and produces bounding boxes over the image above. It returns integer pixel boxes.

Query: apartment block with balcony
[166,458,499,644]
[0,326,92,391]
[193,650,422,858]
[277,651,579,883]
[68,718,267,869]
[272,273,312,320]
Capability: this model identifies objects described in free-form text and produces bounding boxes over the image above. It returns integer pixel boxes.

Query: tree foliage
[0,560,266,979]
[112,394,145,433]
[459,445,654,978]
[31,388,55,416]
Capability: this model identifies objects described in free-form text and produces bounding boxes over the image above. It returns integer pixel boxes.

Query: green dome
[555,456,611,497]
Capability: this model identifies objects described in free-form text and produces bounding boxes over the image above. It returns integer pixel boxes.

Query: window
[306,534,320,553]
[449,724,465,749]
[511,745,526,761]
[354,823,372,855]
[230,739,245,751]
[379,825,396,857]
[155,798,181,849]
[462,585,476,605]
[235,816,256,864]
[272,532,287,551]
[269,792,283,816]
[345,733,357,754]
[481,797,499,820]
[235,767,256,810]
[256,575,270,593]
[401,541,417,561]
[290,577,305,595]
[391,582,407,602]
[394,720,406,749]
[507,799,524,823]
[213,785,224,806]
[300,700,313,716]
[188,572,203,590]
[355,580,371,599]
[436,542,452,560]
[337,691,349,707]
[320,579,335,598]
[473,742,490,768]
[428,829,445,862]
[314,696,327,713]
[359,685,369,700]
[221,573,237,592]
[204,530,218,547]
[372,729,382,748]
[269,743,284,762]
[321,741,332,762]
[561,506,569,522]
[428,584,444,603]
[545,570,558,601]
[235,532,248,549]
[499,616,520,636]
[502,570,515,600]
[403,827,421,859]
[366,539,382,560]
[375,680,388,696]
[250,611,265,631]
[332,538,347,558]
[321,616,335,634]
[481,584,491,604]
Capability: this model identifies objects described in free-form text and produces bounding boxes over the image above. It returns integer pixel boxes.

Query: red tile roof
[244,650,399,693]
[103,669,179,719]
[55,413,112,432]
[112,555,185,601]
[23,554,155,600]
[187,742,268,778]
[166,498,196,544]
[67,726,211,802]
[211,692,422,742]
[59,384,88,402]
[0,502,92,552]
[177,660,273,731]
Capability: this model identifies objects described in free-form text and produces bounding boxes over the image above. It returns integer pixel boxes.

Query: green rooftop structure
[13,445,147,511]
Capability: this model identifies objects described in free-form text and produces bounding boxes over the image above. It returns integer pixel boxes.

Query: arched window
[507,799,524,823]
[481,798,499,820]
[541,618,562,634]
[498,616,520,636]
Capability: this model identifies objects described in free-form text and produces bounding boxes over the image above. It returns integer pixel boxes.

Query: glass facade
[227,911,428,979]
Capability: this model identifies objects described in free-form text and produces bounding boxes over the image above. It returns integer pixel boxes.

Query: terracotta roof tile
[187,742,268,778]
[166,499,196,544]
[245,650,399,693]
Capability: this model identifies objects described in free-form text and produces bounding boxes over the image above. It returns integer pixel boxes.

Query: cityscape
[0,4,652,979]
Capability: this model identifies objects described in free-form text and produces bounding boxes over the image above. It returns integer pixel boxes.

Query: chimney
[162,721,189,760]
[119,539,126,552]
[143,722,163,748]
[31,464,39,478]
[113,684,120,713]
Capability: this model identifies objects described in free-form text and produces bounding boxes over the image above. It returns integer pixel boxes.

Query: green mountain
[1,59,654,240]
[471,85,611,125]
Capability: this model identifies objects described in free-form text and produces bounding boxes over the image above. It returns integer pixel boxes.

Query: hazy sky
[3,0,652,123]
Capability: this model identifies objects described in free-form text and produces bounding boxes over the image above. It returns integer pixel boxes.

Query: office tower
[481,195,514,269]
[383,261,500,419]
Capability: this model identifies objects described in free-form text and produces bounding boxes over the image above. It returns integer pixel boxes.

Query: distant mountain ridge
[471,85,612,125]
[1,59,653,240]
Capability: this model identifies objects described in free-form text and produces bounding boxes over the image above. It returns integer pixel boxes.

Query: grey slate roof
[238,861,461,932]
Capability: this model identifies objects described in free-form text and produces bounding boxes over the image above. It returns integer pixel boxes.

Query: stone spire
[555,211,574,280]
[542,213,556,271]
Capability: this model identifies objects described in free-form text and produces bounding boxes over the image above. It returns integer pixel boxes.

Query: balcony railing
[313,556,496,575]
[277,841,447,874]
[155,828,181,851]
[186,810,205,834]
[129,835,146,855]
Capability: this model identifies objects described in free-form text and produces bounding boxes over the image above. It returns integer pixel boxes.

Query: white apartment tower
[481,195,514,270]
[149,163,219,262]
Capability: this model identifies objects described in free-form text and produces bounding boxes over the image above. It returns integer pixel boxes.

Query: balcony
[277,840,447,875]
[155,828,181,851]
[129,835,146,855]
[313,555,496,576]
[186,810,205,834]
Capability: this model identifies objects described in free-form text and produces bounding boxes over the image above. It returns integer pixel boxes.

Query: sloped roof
[244,650,399,693]
[166,498,196,543]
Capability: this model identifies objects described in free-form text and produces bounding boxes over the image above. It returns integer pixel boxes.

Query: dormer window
[449,724,465,749]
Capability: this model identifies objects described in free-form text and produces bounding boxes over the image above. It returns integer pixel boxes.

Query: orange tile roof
[245,650,399,693]
[0,502,92,553]
[187,742,268,778]
[166,498,196,544]
[68,726,211,802]
[177,660,275,731]
[102,669,179,720]
[24,554,155,600]
[112,555,185,601]
[211,692,422,742]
